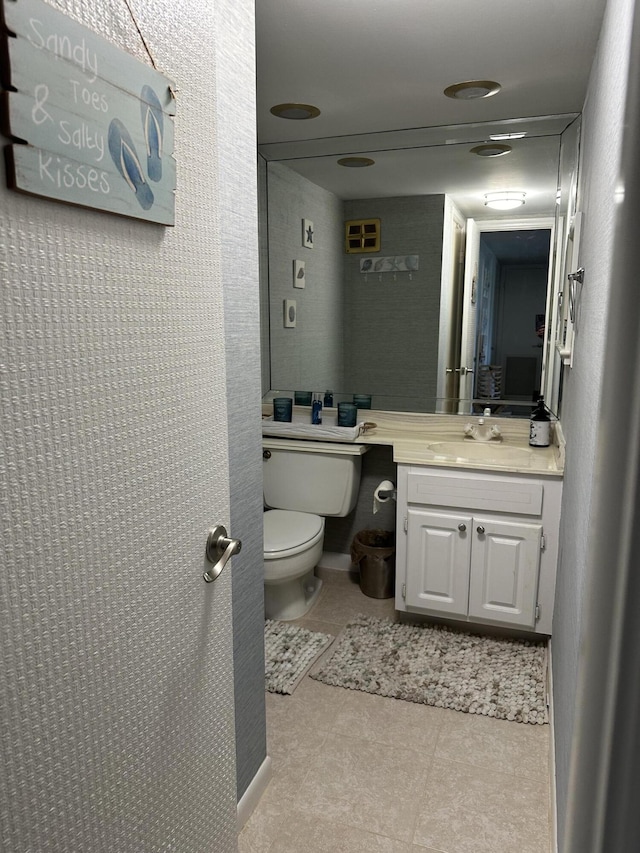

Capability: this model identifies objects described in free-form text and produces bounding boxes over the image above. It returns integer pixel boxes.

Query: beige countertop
[358,411,564,476]
[262,406,564,477]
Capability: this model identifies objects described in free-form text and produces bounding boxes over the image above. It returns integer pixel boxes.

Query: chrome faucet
[464,408,502,442]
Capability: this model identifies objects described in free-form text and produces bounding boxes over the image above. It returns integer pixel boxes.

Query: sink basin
[427,441,533,465]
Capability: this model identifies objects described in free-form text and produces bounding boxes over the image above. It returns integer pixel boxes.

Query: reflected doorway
[473,229,551,414]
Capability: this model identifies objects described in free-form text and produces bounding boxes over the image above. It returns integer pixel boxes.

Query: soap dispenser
[529,396,551,447]
[311,393,323,425]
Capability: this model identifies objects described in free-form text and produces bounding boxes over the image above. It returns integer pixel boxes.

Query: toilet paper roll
[373,479,396,514]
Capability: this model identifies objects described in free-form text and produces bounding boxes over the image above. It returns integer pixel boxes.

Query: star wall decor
[302,218,314,249]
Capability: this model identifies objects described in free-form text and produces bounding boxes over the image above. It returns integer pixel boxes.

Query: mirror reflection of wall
[259,117,581,418]
[262,161,449,412]
[547,116,582,410]
[260,162,554,416]
[262,161,345,395]
[343,195,444,412]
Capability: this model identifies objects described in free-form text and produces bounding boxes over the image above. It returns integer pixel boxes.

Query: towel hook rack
[567,267,584,322]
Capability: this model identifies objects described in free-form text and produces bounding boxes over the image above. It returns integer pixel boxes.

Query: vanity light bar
[489,132,527,140]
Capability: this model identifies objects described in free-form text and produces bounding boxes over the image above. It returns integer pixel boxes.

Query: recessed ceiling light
[337,157,375,167]
[484,191,526,210]
[270,103,321,120]
[489,132,527,141]
[443,80,501,100]
[470,144,512,157]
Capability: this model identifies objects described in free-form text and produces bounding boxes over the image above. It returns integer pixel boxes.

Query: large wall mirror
[258,114,582,418]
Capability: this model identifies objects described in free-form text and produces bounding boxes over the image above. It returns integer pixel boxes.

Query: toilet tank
[263,438,369,516]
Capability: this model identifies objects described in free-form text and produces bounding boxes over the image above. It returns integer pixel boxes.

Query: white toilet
[263,438,368,620]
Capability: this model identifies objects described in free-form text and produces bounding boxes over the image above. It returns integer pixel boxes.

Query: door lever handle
[203,525,242,583]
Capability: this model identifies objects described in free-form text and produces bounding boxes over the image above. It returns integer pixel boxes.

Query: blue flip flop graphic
[108,118,154,210]
[140,85,164,182]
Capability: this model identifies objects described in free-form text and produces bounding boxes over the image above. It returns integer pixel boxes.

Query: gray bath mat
[265,620,334,695]
[310,613,548,724]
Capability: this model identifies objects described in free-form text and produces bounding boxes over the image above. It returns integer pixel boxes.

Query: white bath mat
[265,620,334,695]
[310,613,548,724]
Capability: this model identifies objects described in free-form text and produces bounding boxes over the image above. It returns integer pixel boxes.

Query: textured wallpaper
[343,195,445,411]
[323,445,397,556]
[551,0,636,846]
[0,0,259,850]
[216,8,265,802]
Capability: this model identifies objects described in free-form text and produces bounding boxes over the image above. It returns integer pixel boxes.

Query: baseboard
[237,755,272,832]
[317,550,353,572]
[548,640,558,853]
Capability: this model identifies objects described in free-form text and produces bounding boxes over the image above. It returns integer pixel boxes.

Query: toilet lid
[264,510,324,555]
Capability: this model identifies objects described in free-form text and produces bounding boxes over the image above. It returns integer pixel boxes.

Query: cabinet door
[468,517,542,627]
[406,508,472,616]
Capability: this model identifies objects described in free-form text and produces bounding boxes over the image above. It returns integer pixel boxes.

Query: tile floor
[239,570,552,853]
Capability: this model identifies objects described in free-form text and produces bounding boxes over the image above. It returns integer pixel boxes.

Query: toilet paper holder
[373,480,397,514]
[376,487,396,499]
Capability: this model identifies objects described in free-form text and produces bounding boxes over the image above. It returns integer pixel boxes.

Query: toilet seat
[264,509,324,559]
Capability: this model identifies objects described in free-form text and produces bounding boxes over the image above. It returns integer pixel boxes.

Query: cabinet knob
[458,523,466,532]
[476,525,485,535]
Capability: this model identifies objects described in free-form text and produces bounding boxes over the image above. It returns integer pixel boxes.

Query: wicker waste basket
[350,529,396,599]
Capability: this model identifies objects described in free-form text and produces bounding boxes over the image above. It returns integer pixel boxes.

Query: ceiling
[255,0,607,217]
[482,229,551,265]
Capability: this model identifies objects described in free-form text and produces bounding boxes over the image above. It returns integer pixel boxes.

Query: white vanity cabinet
[396,464,562,634]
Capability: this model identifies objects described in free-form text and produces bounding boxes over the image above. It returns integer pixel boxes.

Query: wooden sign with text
[0,0,176,225]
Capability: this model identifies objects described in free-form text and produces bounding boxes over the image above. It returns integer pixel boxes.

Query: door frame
[458,216,556,413]
[437,197,467,409]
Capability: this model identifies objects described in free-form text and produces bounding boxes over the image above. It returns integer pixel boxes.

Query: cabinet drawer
[406,471,543,516]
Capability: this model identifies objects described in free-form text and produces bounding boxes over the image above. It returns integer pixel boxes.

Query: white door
[0,1,246,846]
[1,267,239,853]
[458,218,481,412]
[406,508,472,616]
[437,198,466,411]
[468,517,542,627]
